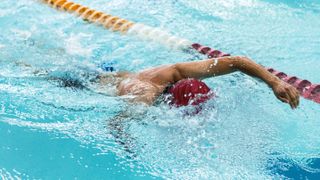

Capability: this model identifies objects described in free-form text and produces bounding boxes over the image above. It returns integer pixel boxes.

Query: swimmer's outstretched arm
[173,56,300,108]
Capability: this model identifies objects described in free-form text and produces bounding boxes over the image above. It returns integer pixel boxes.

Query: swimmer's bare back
[100,56,300,109]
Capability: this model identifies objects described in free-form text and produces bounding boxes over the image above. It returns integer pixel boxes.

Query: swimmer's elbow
[231,56,253,70]
[171,64,185,81]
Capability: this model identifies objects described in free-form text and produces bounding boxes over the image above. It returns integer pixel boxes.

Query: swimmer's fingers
[273,87,288,104]
[277,91,295,109]
[273,81,299,109]
[278,96,289,104]
[288,88,300,108]
[287,91,297,109]
[284,85,299,109]
[277,93,291,107]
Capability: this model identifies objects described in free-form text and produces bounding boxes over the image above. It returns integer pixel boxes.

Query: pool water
[1,0,320,179]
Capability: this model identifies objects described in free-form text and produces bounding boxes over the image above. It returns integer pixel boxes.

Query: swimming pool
[0,0,319,179]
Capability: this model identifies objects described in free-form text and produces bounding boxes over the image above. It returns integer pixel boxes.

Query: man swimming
[21,55,298,109]
[96,55,299,109]
[96,55,300,155]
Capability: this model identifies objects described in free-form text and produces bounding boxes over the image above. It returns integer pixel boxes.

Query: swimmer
[96,56,299,109]
[19,55,299,109]
[102,56,300,155]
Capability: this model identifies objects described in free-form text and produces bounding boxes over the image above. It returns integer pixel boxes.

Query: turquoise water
[0,0,320,179]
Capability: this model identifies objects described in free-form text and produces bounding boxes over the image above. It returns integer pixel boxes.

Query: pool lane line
[43,0,193,50]
[44,0,134,33]
[42,0,320,104]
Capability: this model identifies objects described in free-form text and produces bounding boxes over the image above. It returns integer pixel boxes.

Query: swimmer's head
[166,78,214,107]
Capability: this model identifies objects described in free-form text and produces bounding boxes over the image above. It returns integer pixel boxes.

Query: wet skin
[98,56,300,108]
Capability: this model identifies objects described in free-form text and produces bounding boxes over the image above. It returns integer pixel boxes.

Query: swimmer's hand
[272,80,300,109]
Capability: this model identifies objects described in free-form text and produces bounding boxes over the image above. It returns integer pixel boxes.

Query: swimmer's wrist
[268,77,281,88]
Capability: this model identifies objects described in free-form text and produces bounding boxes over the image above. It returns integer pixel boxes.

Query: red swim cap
[167,78,214,107]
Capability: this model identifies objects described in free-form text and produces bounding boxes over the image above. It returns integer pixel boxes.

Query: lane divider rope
[42,0,320,104]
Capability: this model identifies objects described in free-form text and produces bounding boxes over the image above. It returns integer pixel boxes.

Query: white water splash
[64,33,94,57]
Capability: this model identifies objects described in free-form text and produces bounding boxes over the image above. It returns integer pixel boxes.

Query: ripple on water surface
[0,0,320,179]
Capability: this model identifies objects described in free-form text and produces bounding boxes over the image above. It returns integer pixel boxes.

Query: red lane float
[191,43,320,104]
